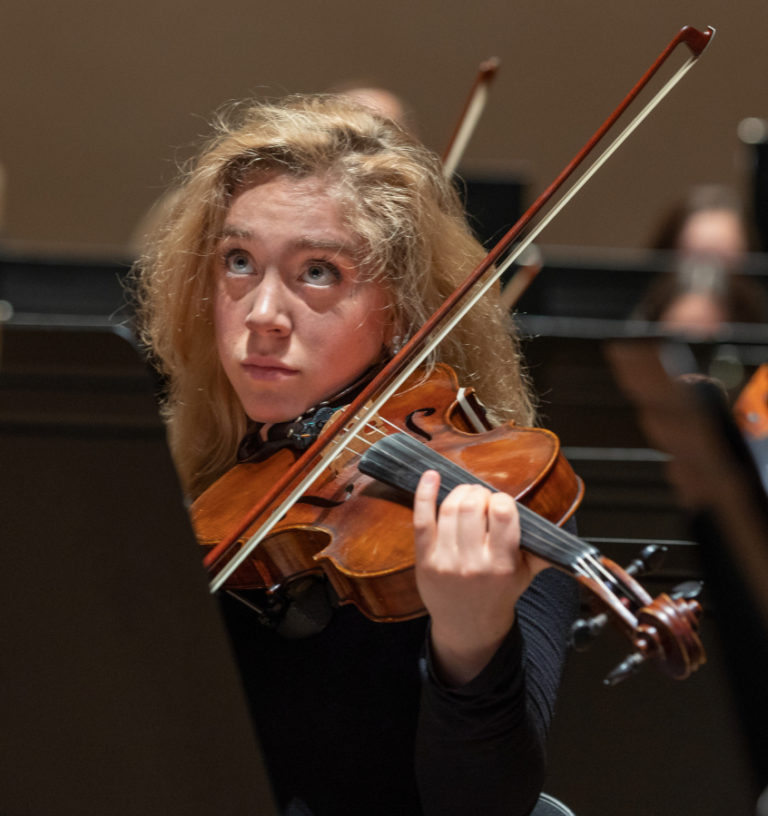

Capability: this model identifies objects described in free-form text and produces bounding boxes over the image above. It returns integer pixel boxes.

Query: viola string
[319,415,648,608]
[359,431,592,567]
[374,434,655,609]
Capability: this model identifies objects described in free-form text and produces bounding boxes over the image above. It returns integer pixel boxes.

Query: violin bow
[206,25,716,593]
[442,57,500,179]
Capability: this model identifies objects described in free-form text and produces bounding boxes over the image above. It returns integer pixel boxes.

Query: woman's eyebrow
[217,226,356,262]
[218,226,350,252]
[292,236,353,255]
[218,225,253,241]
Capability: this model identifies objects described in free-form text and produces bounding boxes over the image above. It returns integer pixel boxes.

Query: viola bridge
[325,411,389,477]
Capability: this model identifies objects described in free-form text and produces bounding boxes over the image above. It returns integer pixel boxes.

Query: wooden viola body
[191,364,583,621]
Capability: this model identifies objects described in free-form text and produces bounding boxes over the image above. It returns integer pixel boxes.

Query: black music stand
[605,336,768,797]
[0,322,276,815]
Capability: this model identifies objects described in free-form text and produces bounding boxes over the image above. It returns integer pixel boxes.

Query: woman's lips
[241,361,299,381]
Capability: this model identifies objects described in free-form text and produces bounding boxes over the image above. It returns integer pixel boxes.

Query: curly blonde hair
[133,94,535,497]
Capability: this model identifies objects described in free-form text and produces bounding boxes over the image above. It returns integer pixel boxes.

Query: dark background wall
[1,1,766,254]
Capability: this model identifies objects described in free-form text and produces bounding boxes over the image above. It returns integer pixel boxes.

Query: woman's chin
[244,400,312,425]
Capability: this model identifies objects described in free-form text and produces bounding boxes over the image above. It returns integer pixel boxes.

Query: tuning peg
[604,651,647,686]
[670,580,703,601]
[570,611,608,651]
[625,543,668,575]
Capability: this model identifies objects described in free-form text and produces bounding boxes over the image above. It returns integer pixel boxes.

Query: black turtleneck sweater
[220,564,577,816]
[220,382,579,816]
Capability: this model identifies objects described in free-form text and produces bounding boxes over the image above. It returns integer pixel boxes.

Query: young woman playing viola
[134,94,578,816]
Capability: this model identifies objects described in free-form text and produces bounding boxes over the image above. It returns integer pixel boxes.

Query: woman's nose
[244,276,292,335]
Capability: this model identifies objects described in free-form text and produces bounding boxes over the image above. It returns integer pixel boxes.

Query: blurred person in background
[634,185,767,336]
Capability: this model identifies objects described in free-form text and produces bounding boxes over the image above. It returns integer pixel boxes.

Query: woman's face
[213,173,391,424]
[677,209,748,267]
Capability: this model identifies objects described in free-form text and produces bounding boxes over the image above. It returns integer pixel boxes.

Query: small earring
[389,335,404,354]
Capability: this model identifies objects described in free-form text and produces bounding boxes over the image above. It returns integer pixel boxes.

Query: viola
[194,25,715,684]
[193,365,582,617]
[193,364,705,683]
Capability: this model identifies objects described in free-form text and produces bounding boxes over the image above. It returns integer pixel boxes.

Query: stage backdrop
[0,1,765,255]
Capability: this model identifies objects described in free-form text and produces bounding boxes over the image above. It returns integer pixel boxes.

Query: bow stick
[206,25,716,591]
[442,57,500,178]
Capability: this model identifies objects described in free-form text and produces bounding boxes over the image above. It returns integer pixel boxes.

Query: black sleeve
[414,567,579,816]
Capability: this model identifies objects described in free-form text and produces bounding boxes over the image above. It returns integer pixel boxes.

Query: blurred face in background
[677,208,748,268]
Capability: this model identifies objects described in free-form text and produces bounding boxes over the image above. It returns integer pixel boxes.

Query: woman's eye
[301,261,340,286]
[224,251,254,276]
